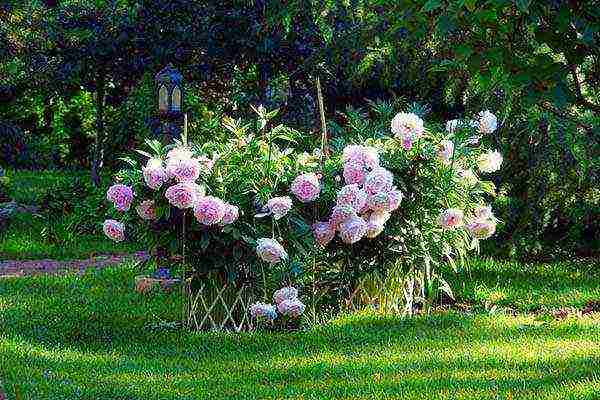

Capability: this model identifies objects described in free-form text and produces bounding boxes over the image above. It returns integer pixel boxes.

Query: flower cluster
[342,144,379,185]
[439,208,464,230]
[266,196,293,220]
[249,302,277,321]
[273,286,305,317]
[290,173,321,202]
[466,205,497,239]
[165,182,201,209]
[143,158,168,190]
[478,150,503,173]
[106,184,134,212]
[476,110,498,134]
[103,146,237,242]
[136,200,157,221]
[439,205,498,240]
[103,219,125,242]
[313,146,403,246]
[249,286,305,328]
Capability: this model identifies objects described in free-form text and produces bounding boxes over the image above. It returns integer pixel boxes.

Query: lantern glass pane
[158,85,168,112]
[171,87,181,111]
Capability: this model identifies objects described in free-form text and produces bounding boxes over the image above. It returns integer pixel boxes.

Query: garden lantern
[155,64,184,139]
[155,64,183,114]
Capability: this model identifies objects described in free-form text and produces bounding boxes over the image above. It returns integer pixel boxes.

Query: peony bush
[102,102,503,326]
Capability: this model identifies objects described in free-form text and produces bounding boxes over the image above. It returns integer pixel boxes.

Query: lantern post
[155,64,184,141]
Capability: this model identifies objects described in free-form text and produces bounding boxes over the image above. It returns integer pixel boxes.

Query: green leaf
[464,0,477,11]
[456,44,474,60]
[134,149,153,159]
[422,0,442,12]
[515,0,531,12]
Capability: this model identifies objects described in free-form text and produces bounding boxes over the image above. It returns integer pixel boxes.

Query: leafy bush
[102,102,502,322]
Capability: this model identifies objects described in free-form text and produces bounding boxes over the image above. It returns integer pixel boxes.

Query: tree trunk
[91,72,106,186]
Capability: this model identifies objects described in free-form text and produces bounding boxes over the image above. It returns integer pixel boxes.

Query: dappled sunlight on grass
[448,257,600,311]
[2,262,600,398]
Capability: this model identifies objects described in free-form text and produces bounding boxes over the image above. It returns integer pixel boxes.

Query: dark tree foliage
[0,0,599,256]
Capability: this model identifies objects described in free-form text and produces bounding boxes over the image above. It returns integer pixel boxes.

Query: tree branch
[541,101,594,135]
[569,64,600,114]
[540,101,594,135]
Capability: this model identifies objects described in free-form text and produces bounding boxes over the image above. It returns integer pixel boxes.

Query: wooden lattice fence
[343,271,411,315]
[184,278,255,332]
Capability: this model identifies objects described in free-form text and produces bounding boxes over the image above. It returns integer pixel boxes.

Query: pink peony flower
[277,298,305,318]
[437,140,454,166]
[106,184,134,212]
[312,221,335,247]
[142,158,168,190]
[267,196,293,220]
[194,196,226,225]
[339,216,368,244]
[165,182,199,209]
[220,203,239,225]
[343,145,379,170]
[290,173,321,203]
[364,167,394,195]
[391,112,424,138]
[467,219,496,239]
[439,208,464,229]
[249,302,277,321]
[343,161,366,185]
[342,145,363,161]
[103,219,125,242]
[329,205,358,231]
[136,200,157,220]
[391,112,424,150]
[256,238,288,264]
[273,286,298,305]
[166,157,201,182]
[336,184,367,212]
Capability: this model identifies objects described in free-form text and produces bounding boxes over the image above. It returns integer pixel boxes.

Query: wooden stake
[316,77,328,170]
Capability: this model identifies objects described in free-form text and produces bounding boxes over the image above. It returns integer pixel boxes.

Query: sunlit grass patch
[1,262,600,399]
[448,257,600,312]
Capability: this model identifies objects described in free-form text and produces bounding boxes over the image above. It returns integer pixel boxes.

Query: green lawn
[0,169,137,260]
[447,257,600,312]
[0,212,137,260]
[1,259,599,399]
[2,169,89,205]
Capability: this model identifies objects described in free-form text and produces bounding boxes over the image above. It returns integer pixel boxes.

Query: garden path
[0,252,147,278]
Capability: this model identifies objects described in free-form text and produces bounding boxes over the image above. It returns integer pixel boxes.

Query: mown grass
[1,260,599,399]
[2,169,88,205]
[0,212,137,261]
[447,257,600,312]
[1,169,137,260]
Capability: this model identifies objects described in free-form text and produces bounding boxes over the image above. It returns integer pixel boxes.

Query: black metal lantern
[155,64,183,115]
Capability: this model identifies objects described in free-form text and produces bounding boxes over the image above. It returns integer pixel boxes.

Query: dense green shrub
[103,102,501,318]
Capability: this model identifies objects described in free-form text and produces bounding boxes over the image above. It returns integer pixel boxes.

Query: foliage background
[1,0,599,259]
